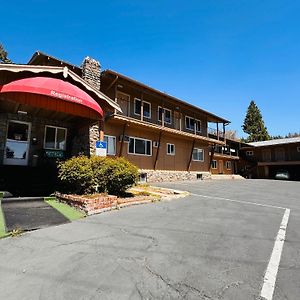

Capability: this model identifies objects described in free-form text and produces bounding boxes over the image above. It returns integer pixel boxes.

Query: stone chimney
[82,57,101,90]
[81,56,103,155]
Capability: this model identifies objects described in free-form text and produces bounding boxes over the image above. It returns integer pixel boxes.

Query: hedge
[58,156,139,196]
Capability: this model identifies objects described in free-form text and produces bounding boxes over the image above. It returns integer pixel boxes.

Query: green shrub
[58,156,138,196]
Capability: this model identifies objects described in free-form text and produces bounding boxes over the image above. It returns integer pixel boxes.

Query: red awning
[0,77,103,119]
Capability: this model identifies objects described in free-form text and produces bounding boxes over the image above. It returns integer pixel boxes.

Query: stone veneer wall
[139,169,211,183]
[81,56,102,155]
[0,111,96,164]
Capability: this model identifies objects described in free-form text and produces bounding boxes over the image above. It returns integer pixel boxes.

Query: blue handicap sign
[96,141,107,149]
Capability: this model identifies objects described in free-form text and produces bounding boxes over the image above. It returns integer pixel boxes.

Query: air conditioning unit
[153,141,159,147]
[119,135,130,142]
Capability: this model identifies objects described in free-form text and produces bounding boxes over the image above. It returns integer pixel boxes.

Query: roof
[249,137,300,147]
[102,69,231,124]
[28,51,82,76]
[0,64,122,113]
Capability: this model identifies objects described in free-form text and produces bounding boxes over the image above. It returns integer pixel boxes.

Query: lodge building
[0,51,240,194]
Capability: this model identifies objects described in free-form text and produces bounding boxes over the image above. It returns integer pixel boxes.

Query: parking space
[0,179,299,299]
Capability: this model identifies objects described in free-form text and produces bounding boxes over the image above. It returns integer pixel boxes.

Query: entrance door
[4,121,31,166]
[117,92,130,116]
[218,160,224,174]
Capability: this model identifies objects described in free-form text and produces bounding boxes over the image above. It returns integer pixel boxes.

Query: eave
[108,114,225,145]
[0,64,122,113]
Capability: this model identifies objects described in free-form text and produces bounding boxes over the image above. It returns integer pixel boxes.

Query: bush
[58,156,139,196]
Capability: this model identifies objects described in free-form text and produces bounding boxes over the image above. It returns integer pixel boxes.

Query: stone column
[82,57,102,156]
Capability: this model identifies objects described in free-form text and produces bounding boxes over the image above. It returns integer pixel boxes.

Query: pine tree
[0,43,12,63]
[242,100,270,142]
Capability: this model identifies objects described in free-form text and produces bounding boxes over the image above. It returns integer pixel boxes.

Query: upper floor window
[192,148,204,161]
[246,150,254,156]
[104,135,116,156]
[167,143,175,155]
[158,107,172,124]
[44,126,67,150]
[297,146,300,153]
[185,116,201,132]
[128,137,152,156]
[134,98,151,119]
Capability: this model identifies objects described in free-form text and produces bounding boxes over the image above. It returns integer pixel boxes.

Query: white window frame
[192,148,204,161]
[211,160,217,169]
[167,143,175,155]
[158,106,172,124]
[185,116,201,132]
[104,135,116,156]
[128,136,152,156]
[226,161,231,169]
[246,150,254,156]
[134,98,142,116]
[134,98,151,119]
[44,125,67,150]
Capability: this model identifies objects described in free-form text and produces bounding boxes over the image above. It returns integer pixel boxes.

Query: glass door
[3,121,31,166]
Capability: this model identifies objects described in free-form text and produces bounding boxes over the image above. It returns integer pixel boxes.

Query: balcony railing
[208,127,225,138]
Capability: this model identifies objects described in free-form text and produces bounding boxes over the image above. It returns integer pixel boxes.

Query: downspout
[154,130,163,170]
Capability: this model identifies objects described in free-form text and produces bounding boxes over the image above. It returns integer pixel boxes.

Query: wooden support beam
[118,123,127,157]
[209,143,216,171]
[141,92,144,121]
[99,119,104,141]
[106,75,118,92]
[187,139,196,171]
[217,122,219,140]
[154,130,163,170]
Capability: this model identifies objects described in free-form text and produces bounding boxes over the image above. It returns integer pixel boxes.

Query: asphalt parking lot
[0,179,299,300]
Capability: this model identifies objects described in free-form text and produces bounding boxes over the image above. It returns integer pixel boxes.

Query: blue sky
[2,0,300,137]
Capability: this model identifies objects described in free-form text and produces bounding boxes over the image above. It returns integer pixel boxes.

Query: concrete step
[211,174,245,180]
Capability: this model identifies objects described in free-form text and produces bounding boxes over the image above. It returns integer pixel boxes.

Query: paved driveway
[0,179,299,300]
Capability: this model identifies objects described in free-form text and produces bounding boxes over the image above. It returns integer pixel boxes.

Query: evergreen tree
[242,100,270,142]
[0,43,12,63]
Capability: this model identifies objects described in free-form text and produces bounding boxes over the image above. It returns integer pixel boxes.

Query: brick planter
[55,192,118,215]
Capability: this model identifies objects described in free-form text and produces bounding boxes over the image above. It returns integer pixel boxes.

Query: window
[297,146,300,153]
[167,143,175,155]
[44,126,67,150]
[192,148,204,161]
[211,160,217,169]
[134,98,151,119]
[104,135,116,155]
[158,107,172,124]
[128,137,152,156]
[226,161,231,169]
[185,116,201,132]
[246,150,254,156]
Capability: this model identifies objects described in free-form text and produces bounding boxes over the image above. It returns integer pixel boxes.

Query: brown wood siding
[104,119,210,172]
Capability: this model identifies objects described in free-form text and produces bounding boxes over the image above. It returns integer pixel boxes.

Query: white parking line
[260,208,290,300]
[190,192,290,300]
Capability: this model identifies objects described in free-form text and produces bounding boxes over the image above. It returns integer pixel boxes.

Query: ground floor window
[128,137,152,156]
[211,160,217,169]
[104,135,116,155]
[167,143,175,155]
[44,126,67,150]
[192,148,204,161]
[226,161,231,169]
